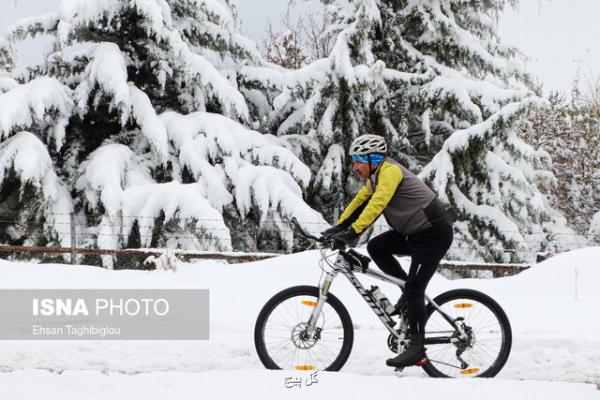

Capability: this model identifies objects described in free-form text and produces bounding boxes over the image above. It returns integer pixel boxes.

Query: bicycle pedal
[416,357,428,366]
[394,367,405,373]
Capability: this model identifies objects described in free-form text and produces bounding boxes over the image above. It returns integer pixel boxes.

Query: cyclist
[321,134,454,369]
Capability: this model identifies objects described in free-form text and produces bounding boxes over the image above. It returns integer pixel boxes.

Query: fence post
[70,212,77,265]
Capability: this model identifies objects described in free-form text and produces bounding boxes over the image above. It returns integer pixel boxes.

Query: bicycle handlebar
[290,218,322,242]
[289,218,370,270]
[290,218,348,251]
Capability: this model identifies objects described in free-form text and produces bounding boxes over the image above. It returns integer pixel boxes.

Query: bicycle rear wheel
[422,289,512,378]
[254,286,354,371]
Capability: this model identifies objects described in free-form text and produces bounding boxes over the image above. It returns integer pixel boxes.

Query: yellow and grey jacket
[338,158,448,236]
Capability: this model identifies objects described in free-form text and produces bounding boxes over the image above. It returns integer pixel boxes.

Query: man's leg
[405,223,453,335]
[404,253,443,335]
[366,230,409,280]
[386,223,453,368]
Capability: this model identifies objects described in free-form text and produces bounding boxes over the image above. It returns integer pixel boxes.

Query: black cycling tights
[367,224,453,336]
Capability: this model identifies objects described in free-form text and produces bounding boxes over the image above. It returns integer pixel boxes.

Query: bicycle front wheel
[254,286,354,371]
[422,289,512,378]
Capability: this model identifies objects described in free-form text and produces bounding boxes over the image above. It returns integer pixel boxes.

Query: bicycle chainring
[387,333,408,354]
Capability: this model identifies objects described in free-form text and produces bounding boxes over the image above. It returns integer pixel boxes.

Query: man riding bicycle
[321,134,454,369]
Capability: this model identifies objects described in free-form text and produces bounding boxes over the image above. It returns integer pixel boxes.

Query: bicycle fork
[305,270,337,336]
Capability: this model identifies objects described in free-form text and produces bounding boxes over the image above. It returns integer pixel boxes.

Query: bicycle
[254,219,512,378]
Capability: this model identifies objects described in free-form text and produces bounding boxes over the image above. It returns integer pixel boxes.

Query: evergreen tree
[0,0,327,268]
[242,0,573,262]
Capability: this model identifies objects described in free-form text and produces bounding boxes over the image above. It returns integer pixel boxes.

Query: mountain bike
[254,219,512,378]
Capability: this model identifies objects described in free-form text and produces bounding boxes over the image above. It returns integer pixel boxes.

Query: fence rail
[0,244,532,273]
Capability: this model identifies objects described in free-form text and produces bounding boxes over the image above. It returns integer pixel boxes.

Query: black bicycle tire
[254,285,354,371]
[421,288,512,378]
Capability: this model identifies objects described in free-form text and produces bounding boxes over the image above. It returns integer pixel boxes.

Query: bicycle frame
[305,248,468,343]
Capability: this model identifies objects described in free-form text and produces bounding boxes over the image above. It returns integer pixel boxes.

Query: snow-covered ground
[0,247,598,399]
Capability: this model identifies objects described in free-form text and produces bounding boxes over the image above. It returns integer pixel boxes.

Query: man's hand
[331,227,359,244]
[321,225,346,238]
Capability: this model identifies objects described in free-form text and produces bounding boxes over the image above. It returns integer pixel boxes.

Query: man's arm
[337,182,372,228]
[350,163,403,234]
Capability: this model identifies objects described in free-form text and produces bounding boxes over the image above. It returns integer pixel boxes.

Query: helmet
[349,134,387,156]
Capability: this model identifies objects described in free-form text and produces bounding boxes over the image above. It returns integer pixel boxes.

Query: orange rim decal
[295,365,316,370]
[460,368,480,375]
[454,303,474,309]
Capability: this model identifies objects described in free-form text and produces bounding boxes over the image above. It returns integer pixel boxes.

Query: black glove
[331,227,359,244]
[321,225,346,238]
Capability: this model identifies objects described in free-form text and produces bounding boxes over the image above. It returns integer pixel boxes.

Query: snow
[161,111,310,180]
[0,370,597,400]
[0,247,598,397]
[0,77,73,147]
[588,212,600,240]
[233,163,327,238]
[120,181,231,250]
[75,142,232,265]
[0,76,18,93]
[75,43,170,160]
[449,185,524,244]
[6,12,59,41]
[0,131,74,245]
[163,29,250,120]
[314,144,345,191]
[128,85,169,162]
[75,143,154,215]
[57,0,123,40]
[75,42,129,120]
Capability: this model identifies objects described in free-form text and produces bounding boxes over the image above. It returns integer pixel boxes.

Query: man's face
[352,160,371,180]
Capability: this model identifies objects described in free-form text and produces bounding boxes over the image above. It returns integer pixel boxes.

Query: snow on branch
[0,131,74,245]
[56,0,123,43]
[6,12,59,41]
[163,30,249,120]
[419,98,544,201]
[161,111,311,186]
[189,0,235,29]
[76,143,231,266]
[0,77,73,149]
[161,110,326,241]
[233,163,328,238]
[75,43,169,160]
[450,185,524,244]
[75,143,154,216]
[441,98,542,153]
[75,42,130,120]
[0,75,18,93]
[314,144,345,191]
[120,182,231,249]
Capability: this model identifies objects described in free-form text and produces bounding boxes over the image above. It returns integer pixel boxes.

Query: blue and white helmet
[349,134,388,156]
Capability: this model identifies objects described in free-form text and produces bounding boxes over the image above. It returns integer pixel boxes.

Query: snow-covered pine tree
[243,0,577,262]
[0,0,327,268]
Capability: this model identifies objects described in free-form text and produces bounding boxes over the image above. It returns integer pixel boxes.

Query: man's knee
[366,239,381,257]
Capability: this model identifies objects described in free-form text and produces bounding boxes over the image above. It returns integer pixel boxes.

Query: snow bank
[0,369,597,400]
[0,248,598,386]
